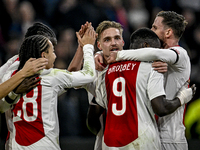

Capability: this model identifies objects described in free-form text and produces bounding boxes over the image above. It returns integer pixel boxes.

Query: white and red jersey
[0,55,19,112]
[117,46,191,146]
[0,55,18,84]
[2,44,96,150]
[96,60,165,150]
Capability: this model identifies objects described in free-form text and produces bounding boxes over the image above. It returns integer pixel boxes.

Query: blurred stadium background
[0,0,200,149]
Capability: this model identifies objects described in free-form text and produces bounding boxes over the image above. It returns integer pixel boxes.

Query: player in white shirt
[3,27,96,150]
[106,11,191,150]
[0,22,58,113]
[95,25,195,150]
[86,21,166,150]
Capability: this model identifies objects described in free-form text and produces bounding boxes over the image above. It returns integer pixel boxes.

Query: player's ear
[122,39,125,47]
[41,52,46,58]
[166,28,172,38]
[97,41,102,50]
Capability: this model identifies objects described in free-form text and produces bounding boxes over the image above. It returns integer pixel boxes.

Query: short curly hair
[157,11,188,39]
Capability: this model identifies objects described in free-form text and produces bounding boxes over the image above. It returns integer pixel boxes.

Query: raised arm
[67,27,96,87]
[67,22,92,72]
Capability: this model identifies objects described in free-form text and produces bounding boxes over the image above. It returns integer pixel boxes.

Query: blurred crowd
[0,0,200,145]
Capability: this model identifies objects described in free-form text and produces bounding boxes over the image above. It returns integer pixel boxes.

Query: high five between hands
[76,22,97,47]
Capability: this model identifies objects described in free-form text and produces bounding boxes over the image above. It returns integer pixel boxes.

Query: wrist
[18,69,26,79]
[5,91,19,104]
[176,97,184,105]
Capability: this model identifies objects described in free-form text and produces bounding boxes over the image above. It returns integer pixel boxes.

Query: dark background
[0,0,200,149]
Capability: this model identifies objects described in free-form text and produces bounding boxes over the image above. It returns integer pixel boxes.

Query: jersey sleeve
[0,55,18,84]
[0,64,19,113]
[117,48,178,65]
[47,44,96,91]
[67,44,96,87]
[147,69,166,100]
[0,97,18,113]
[95,70,108,109]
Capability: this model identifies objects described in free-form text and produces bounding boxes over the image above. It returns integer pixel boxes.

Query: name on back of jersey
[108,62,137,75]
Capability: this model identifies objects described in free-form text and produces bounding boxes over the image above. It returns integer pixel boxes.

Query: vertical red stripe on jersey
[104,61,140,147]
[13,80,45,146]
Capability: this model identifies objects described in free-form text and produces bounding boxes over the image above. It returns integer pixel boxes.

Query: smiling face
[42,40,57,69]
[97,27,124,62]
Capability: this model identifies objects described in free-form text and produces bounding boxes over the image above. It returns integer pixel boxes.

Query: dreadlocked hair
[25,22,57,46]
[18,35,49,71]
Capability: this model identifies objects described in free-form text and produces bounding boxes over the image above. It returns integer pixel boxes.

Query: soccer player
[95,25,195,149]
[106,11,191,150]
[0,22,58,112]
[3,26,96,149]
[86,21,167,150]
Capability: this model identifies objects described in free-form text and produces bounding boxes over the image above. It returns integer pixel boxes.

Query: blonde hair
[96,21,123,41]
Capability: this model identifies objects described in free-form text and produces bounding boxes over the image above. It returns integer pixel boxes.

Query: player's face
[151,16,166,48]
[44,40,57,69]
[97,27,124,61]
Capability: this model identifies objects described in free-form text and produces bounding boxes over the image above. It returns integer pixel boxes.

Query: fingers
[191,84,196,96]
[26,77,41,91]
[27,58,36,62]
[152,61,168,67]
[31,58,48,72]
[152,61,168,73]
[95,53,103,64]
[95,55,105,71]
[76,32,83,47]
[79,21,92,38]
[153,67,168,73]
[95,64,105,71]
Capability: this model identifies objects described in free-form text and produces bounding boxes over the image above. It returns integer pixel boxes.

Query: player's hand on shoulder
[94,52,105,71]
[152,61,168,73]
[15,74,41,94]
[21,58,48,77]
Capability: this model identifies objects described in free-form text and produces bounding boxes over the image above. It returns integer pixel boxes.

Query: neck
[163,38,179,49]
[103,57,108,65]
